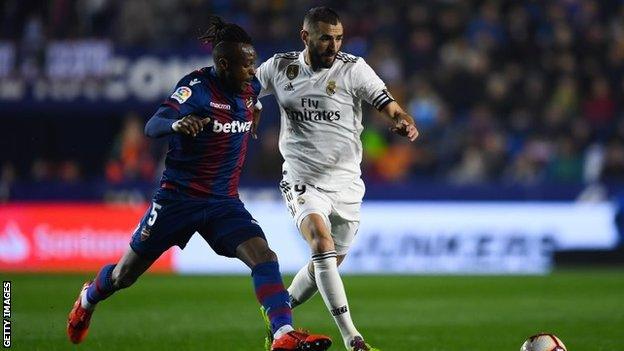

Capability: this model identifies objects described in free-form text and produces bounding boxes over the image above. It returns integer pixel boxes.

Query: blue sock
[86,264,117,305]
[251,261,293,333]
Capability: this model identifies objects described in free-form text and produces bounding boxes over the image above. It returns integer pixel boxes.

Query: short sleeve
[163,73,207,117]
[352,58,395,111]
[256,56,276,98]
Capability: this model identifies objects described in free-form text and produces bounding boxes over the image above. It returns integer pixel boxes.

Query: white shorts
[279,177,365,255]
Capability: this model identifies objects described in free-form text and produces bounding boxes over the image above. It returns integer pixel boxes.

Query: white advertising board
[173,202,619,275]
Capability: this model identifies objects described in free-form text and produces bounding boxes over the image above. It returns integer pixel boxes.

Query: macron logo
[210,101,231,110]
[212,120,253,134]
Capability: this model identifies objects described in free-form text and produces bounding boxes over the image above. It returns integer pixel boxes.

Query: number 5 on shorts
[147,202,162,226]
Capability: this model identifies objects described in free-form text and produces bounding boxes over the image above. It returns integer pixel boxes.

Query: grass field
[4,269,623,350]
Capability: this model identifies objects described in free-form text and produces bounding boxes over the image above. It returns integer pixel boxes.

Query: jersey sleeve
[351,58,395,111]
[162,73,207,117]
[256,56,276,98]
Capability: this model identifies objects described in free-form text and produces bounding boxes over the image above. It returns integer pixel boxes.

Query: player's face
[227,44,257,92]
[306,21,343,68]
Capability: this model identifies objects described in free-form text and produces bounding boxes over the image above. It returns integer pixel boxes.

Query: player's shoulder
[261,51,301,74]
[176,67,211,87]
[168,67,211,103]
[333,52,365,77]
[335,51,360,64]
[273,51,301,61]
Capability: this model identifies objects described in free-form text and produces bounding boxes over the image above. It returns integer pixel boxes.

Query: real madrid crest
[326,80,336,95]
[286,64,299,80]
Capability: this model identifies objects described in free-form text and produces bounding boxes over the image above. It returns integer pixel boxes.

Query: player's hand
[391,113,419,141]
[172,115,211,137]
[251,107,261,139]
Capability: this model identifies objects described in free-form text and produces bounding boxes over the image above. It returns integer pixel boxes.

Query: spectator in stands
[106,113,156,184]
[3,0,624,192]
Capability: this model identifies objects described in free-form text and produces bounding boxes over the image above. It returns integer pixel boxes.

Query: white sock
[274,324,294,339]
[312,252,360,348]
[287,263,317,308]
[80,286,94,311]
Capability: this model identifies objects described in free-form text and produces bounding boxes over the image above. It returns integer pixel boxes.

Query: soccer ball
[520,333,567,351]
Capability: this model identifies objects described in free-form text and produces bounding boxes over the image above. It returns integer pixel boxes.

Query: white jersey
[256,50,394,191]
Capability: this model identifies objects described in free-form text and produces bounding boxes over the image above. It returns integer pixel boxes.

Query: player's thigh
[198,198,267,259]
[328,179,364,255]
[279,179,332,238]
[130,191,201,260]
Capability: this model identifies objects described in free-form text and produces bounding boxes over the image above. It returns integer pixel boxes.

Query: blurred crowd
[3,0,624,194]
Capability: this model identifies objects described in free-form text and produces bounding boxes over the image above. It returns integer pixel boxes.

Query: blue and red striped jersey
[158,66,260,198]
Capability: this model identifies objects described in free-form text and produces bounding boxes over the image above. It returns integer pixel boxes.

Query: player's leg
[300,214,363,348]
[329,222,379,351]
[323,181,377,351]
[279,181,336,307]
[200,198,331,351]
[235,237,331,351]
[279,180,362,346]
[67,247,157,344]
[84,247,157,308]
[290,179,374,350]
[236,237,294,338]
[288,254,345,308]
[68,193,196,344]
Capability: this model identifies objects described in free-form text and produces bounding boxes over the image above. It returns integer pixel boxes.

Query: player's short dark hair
[304,6,340,29]
[199,16,252,46]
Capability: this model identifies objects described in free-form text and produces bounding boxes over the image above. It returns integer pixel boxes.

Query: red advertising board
[0,203,173,272]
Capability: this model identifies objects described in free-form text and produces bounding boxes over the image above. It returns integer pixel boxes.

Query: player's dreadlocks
[199,16,252,47]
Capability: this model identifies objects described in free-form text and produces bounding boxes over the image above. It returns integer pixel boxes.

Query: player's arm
[145,108,210,138]
[144,74,210,138]
[352,57,419,142]
[251,100,262,139]
[250,56,277,138]
[255,56,276,99]
[380,100,419,142]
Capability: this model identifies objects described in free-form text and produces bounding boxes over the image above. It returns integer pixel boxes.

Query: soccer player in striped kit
[255,7,419,351]
[67,16,331,351]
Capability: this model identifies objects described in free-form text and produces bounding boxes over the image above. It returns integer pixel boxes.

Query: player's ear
[217,57,229,70]
[300,29,309,46]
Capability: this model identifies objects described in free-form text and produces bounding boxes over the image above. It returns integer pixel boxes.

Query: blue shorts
[130,188,265,260]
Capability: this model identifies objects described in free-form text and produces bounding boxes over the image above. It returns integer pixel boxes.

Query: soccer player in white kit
[255,7,419,351]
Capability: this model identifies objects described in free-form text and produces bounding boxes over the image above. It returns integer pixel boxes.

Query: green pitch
[4,269,623,350]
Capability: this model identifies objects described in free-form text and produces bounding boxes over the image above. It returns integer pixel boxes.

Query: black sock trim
[312,251,337,261]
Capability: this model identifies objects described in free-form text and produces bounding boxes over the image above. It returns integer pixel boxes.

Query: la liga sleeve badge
[171,86,192,104]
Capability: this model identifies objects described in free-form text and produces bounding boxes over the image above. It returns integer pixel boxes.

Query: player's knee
[310,234,335,253]
[258,247,278,263]
[301,216,334,252]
